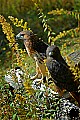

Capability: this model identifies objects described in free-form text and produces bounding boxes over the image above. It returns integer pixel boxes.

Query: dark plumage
[46,45,68,66]
[46,45,80,106]
[16,30,49,80]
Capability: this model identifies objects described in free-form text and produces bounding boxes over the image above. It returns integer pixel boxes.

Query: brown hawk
[16,30,49,82]
[46,45,80,106]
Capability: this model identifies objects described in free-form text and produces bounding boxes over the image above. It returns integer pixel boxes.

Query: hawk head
[46,45,60,58]
[16,30,38,56]
[16,30,35,41]
[46,45,67,65]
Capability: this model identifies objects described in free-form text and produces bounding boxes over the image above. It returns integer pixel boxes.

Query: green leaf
[13,113,17,120]
[17,116,20,120]
[44,27,47,32]
[77,14,80,20]
[10,102,13,107]
[48,31,50,36]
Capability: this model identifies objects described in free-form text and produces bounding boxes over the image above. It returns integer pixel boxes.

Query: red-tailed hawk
[16,30,49,82]
[46,45,80,106]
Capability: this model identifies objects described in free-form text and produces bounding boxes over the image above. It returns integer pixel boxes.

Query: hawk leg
[30,64,42,80]
[31,60,48,83]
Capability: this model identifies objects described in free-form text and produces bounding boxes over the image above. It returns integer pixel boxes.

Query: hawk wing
[68,50,80,65]
[46,57,78,92]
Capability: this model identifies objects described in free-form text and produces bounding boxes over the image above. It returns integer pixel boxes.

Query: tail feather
[70,92,80,106]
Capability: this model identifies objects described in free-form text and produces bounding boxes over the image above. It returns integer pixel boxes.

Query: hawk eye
[20,34,24,37]
[49,51,54,56]
[49,52,52,56]
[20,34,25,39]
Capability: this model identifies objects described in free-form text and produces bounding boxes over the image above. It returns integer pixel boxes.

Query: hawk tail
[70,91,80,106]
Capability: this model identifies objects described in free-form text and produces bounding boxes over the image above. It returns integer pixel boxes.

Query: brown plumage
[46,45,80,106]
[16,30,49,81]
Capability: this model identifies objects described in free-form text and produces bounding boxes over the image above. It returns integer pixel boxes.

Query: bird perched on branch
[16,30,49,82]
[46,45,80,106]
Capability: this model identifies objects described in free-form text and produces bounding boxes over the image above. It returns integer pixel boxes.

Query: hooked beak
[16,33,24,40]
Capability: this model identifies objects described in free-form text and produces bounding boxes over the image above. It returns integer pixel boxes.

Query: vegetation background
[0,0,80,119]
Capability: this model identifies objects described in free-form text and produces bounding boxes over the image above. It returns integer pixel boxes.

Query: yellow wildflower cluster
[0,15,22,66]
[51,27,80,44]
[48,9,80,20]
[8,16,30,30]
[66,56,80,85]
[15,94,26,104]
[71,66,80,91]
[0,15,16,47]
[23,79,35,95]
[48,9,68,15]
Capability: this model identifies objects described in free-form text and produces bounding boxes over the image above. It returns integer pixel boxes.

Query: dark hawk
[46,45,80,106]
[16,30,49,81]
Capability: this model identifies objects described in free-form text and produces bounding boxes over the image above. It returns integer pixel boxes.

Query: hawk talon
[30,74,38,80]
[30,74,42,80]
[34,79,43,84]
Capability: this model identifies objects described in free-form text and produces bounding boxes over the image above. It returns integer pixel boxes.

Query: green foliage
[0,0,80,119]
